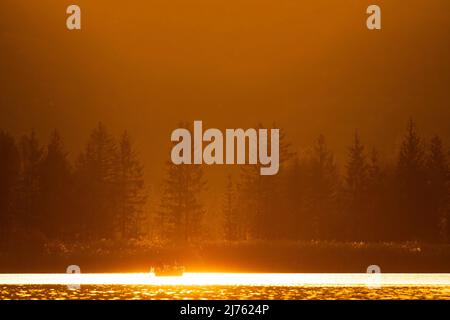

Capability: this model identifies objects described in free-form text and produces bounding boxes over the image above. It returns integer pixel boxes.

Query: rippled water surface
[1,285,449,300]
[0,273,449,299]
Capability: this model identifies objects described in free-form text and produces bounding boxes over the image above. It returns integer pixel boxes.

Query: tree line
[222,120,450,243]
[0,123,146,245]
[0,119,449,247]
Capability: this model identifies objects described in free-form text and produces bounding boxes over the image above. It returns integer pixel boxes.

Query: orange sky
[1,0,449,185]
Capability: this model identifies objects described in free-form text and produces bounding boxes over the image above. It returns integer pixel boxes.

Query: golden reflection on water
[0,273,449,300]
[1,285,449,300]
[1,273,450,286]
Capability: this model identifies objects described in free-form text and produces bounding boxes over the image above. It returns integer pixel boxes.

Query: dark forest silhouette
[0,119,449,252]
[0,123,147,249]
[222,120,449,243]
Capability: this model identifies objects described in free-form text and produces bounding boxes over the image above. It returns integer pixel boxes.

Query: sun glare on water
[0,273,450,287]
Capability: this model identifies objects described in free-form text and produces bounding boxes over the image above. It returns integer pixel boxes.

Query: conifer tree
[307,134,340,239]
[396,119,427,240]
[75,123,118,239]
[17,130,43,230]
[159,123,207,243]
[116,131,147,239]
[0,131,20,238]
[237,126,294,240]
[425,135,449,241]
[344,132,369,239]
[38,130,73,239]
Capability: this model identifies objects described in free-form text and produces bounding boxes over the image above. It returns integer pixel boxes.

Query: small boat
[151,264,185,277]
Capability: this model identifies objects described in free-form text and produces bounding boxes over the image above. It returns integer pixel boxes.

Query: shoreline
[1,241,450,273]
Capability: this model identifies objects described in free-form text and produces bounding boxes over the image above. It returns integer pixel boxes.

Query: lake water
[0,273,449,299]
